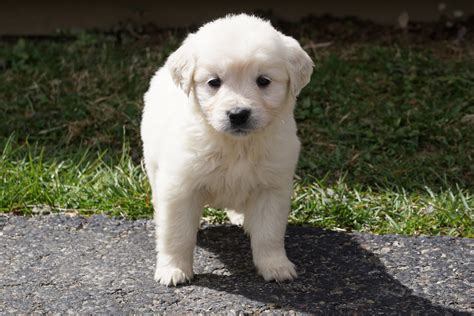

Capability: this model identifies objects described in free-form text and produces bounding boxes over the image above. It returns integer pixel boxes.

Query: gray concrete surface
[0,214,472,314]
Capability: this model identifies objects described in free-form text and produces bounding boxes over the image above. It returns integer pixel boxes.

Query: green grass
[0,31,473,237]
[291,178,472,236]
[1,136,150,218]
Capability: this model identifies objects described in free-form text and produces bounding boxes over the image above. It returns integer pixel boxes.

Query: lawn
[1,17,473,237]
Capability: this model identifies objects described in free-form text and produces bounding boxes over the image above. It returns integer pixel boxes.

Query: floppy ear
[165,34,196,95]
[281,35,314,97]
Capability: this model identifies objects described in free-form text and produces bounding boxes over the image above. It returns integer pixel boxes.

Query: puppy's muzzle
[227,107,251,128]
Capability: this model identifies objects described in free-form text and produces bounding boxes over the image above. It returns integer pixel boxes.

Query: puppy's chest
[198,151,268,208]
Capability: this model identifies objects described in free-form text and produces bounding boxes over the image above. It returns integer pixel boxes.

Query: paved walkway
[0,215,472,314]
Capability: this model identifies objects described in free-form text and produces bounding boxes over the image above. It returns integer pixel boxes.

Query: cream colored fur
[141,14,313,286]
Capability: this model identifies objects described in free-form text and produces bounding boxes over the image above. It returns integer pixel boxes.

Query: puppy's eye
[256,76,271,88]
[208,78,222,88]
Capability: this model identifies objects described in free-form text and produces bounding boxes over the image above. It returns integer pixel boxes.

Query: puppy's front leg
[244,189,297,282]
[154,184,202,286]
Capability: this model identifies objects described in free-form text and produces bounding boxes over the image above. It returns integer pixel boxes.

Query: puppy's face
[193,55,289,136]
[166,15,313,137]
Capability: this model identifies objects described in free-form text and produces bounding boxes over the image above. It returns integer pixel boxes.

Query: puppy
[141,14,313,286]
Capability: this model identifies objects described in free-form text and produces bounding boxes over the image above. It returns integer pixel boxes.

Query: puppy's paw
[154,265,193,286]
[256,255,297,282]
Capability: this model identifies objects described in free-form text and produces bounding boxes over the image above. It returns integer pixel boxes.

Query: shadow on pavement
[195,225,466,314]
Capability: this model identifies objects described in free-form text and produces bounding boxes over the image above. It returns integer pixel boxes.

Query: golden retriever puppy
[141,14,313,286]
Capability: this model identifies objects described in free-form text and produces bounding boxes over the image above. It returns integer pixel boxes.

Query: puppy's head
[166,14,313,137]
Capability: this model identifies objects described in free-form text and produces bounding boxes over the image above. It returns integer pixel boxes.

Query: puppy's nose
[227,108,251,127]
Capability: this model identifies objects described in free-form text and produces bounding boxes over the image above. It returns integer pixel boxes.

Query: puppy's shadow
[194,225,465,314]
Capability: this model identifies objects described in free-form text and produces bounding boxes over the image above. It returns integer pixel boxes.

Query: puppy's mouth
[228,128,252,136]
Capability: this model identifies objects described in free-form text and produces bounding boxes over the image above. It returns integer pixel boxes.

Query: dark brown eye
[208,78,221,88]
[256,76,271,88]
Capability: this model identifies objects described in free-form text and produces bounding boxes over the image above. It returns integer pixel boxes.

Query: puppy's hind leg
[226,209,244,226]
[244,189,297,282]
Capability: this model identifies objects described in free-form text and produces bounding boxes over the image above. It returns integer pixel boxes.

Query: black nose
[227,108,251,127]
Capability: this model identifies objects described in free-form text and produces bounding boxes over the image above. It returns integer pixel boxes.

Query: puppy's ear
[165,34,196,95]
[281,35,314,97]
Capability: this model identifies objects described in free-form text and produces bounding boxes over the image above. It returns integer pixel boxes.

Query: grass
[0,26,473,237]
[1,137,149,218]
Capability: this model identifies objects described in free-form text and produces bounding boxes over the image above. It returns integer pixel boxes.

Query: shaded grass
[1,35,165,154]
[0,31,473,236]
[297,46,474,190]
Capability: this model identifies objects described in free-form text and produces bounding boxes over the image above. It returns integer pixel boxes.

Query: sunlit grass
[1,138,472,237]
[291,178,472,237]
[0,137,150,218]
